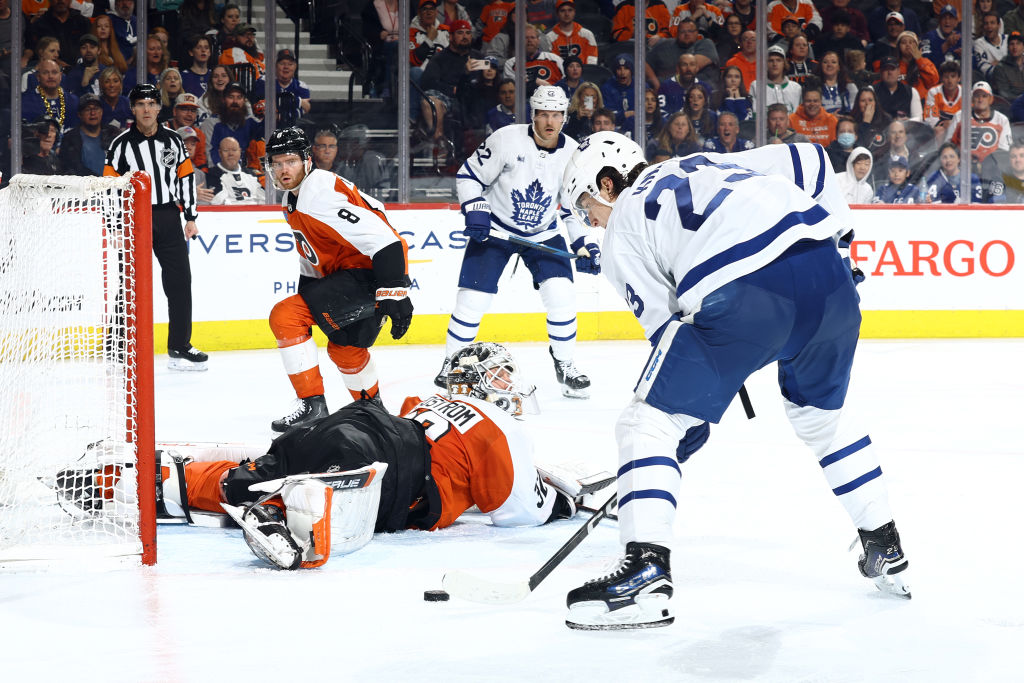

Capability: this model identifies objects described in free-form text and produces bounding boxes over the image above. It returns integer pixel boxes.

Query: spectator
[1014,90,1024,122]
[990,31,1024,101]
[27,0,92,66]
[21,117,60,175]
[787,34,818,85]
[503,24,563,86]
[252,49,311,127]
[876,57,922,120]
[703,110,753,151]
[197,64,232,126]
[645,110,701,162]
[602,54,638,128]
[525,0,557,30]
[726,0,756,32]
[873,154,919,203]
[563,80,601,139]
[852,86,893,153]
[715,64,752,121]
[920,142,984,202]
[766,0,823,42]
[107,0,139,68]
[58,94,119,175]
[592,106,617,132]
[612,0,671,44]
[683,82,717,139]
[547,0,598,65]
[459,55,501,130]
[94,14,129,75]
[817,50,858,114]
[648,18,720,85]
[476,0,514,54]
[716,13,744,65]
[790,85,838,144]
[143,35,170,86]
[946,81,1013,170]
[421,20,481,142]
[310,128,341,173]
[970,0,1004,39]
[775,17,804,55]
[826,115,858,170]
[751,44,803,115]
[176,127,214,205]
[725,30,757,90]
[821,0,868,46]
[925,60,963,136]
[203,81,262,166]
[361,0,400,99]
[22,59,78,138]
[1007,2,1024,37]
[922,5,963,69]
[205,136,263,204]
[883,119,926,180]
[98,66,132,129]
[163,92,206,169]
[487,77,517,135]
[1002,140,1024,202]
[868,0,922,43]
[22,37,63,92]
[815,10,863,63]
[66,34,102,96]
[211,3,241,54]
[974,12,1008,79]
[181,35,213,97]
[671,0,725,41]
[845,48,874,91]
[410,0,448,68]
[556,54,584,99]
[643,87,666,141]
[867,11,905,69]
[658,53,712,114]
[837,146,874,203]
[336,124,391,199]
[895,31,939,102]
[219,23,264,79]
[766,101,810,143]
[158,67,184,121]
[179,0,218,47]
[440,0,471,27]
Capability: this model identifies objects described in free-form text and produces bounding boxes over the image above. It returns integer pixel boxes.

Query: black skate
[565,541,674,630]
[168,345,209,371]
[433,356,452,389]
[549,347,590,399]
[856,521,911,599]
[271,395,329,432]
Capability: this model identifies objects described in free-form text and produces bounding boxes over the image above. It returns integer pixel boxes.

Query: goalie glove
[536,460,615,523]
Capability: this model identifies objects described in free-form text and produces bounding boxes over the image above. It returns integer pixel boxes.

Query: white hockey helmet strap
[561,131,645,224]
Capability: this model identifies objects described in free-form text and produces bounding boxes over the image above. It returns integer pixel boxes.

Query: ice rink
[2,339,1023,682]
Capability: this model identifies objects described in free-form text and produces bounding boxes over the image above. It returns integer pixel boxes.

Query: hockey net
[0,173,156,568]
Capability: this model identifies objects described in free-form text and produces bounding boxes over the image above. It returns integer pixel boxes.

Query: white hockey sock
[445,288,494,358]
[616,399,699,546]
[340,356,378,395]
[278,337,319,375]
[785,401,893,531]
[539,277,576,361]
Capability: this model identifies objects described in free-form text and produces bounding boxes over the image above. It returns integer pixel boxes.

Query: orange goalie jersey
[401,394,556,530]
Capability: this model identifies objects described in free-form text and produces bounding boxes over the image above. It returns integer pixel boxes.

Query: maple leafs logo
[510,179,551,229]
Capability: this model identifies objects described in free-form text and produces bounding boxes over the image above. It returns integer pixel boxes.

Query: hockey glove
[376,286,413,339]
[570,237,601,275]
[462,197,492,243]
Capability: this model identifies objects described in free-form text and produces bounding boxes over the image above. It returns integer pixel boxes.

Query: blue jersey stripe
[820,435,872,469]
[833,467,883,496]
[788,144,804,189]
[618,456,681,478]
[546,318,575,327]
[446,330,476,343]
[621,489,678,508]
[548,331,576,341]
[675,204,830,298]
[457,162,484,187]
[813,144,827,197]
[450,315,480,329]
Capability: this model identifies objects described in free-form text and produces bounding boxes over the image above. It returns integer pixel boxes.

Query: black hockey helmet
[265,126,311,161]
[447,343,538,417]
[128,83,160,106]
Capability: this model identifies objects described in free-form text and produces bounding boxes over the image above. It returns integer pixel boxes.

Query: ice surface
[2,340,1022,682]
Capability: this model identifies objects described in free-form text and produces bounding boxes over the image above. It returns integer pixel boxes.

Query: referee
[105,83,208,371]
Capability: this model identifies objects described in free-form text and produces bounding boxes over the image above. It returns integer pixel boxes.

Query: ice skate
[434,356,452,389]
[549,347,590,399]
[271,395,329,432]
[856,521,911,599]
[168,345,209,371]
[565,542,674,630]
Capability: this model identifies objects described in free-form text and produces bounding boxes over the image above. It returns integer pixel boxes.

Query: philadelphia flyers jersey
[546,23,599,65]
[400,394,557,530]
[284,169,408,279]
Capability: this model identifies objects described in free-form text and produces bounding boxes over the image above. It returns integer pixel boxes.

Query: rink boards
[156,204,1024,352]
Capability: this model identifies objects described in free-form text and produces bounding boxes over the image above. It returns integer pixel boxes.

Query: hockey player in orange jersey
[263,126,414,432]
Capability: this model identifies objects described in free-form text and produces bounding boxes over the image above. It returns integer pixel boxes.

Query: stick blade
[442,570,532,604]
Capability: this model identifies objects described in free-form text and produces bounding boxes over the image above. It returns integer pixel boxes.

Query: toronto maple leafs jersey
[456,124,587,244]
[604,155,845,339]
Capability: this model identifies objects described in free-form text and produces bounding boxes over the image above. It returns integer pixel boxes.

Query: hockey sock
[445,288,494,358]
[182,460,237,513]
[329,345,379,401]
[277,336,325,398]
[538,278,576,361]
[785,401,893,531]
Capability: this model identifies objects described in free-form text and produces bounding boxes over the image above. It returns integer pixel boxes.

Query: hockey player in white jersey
[559,133,911,631]
[435,85,601,398]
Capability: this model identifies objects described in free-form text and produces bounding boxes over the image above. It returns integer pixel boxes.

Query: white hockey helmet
[529,85,569,114]
[561,131,646,224]
[447,343,539,417]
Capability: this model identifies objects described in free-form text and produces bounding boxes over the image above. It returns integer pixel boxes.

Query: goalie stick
[442,492,618,604]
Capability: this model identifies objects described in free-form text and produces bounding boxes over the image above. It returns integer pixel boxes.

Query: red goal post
[0,172,156,568]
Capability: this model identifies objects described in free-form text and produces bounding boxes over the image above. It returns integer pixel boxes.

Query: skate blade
[168,358,209,372]
[872,573,912,599]
[565,597,673,631]
[560,386,590,399]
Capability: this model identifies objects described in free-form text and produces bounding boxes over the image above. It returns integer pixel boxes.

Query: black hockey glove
[376,286,413,339]
[571,237,601,275]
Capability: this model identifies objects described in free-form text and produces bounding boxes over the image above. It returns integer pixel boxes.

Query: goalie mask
[447,343,539,417]
[264,126,313,191]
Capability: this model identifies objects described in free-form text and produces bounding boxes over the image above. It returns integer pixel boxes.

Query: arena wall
[156,204,1024,352]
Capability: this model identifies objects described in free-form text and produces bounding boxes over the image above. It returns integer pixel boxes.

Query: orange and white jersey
[478,0,514,43]
[400,394,557,530]
[766,0,822,38]
[284,169,408,279]
[218,47,266,78]
[670,2,726,36]
[612,2,672,42]
[923,84,962,127]
[547,22,599,65]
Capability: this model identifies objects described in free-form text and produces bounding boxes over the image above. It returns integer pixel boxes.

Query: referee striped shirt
[104,125,198,221]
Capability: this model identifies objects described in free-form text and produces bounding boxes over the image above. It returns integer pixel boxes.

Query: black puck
[423,589,450,602]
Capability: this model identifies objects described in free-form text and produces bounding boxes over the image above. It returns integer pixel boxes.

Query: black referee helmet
[129,83,160,105]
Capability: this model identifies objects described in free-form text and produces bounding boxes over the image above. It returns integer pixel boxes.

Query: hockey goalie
[52,343,612,569]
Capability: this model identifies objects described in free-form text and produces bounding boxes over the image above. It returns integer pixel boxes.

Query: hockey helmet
[264,126,313,190]
[561,131,646,224]
[529,85,569,114]
[128,83,160,106]
[447,343,538,417]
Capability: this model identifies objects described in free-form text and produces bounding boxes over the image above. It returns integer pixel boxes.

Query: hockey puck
[423,589,450,602]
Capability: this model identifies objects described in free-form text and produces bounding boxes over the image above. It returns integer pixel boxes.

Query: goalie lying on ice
[57,343,612,569]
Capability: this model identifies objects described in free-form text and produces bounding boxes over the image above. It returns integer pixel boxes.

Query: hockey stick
[488,230,580,260]
[442,493,618,604]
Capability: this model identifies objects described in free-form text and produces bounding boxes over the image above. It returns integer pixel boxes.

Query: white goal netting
[0,174,155,568]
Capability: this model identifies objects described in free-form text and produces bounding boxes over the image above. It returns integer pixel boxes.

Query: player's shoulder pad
[295,169,354,213]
